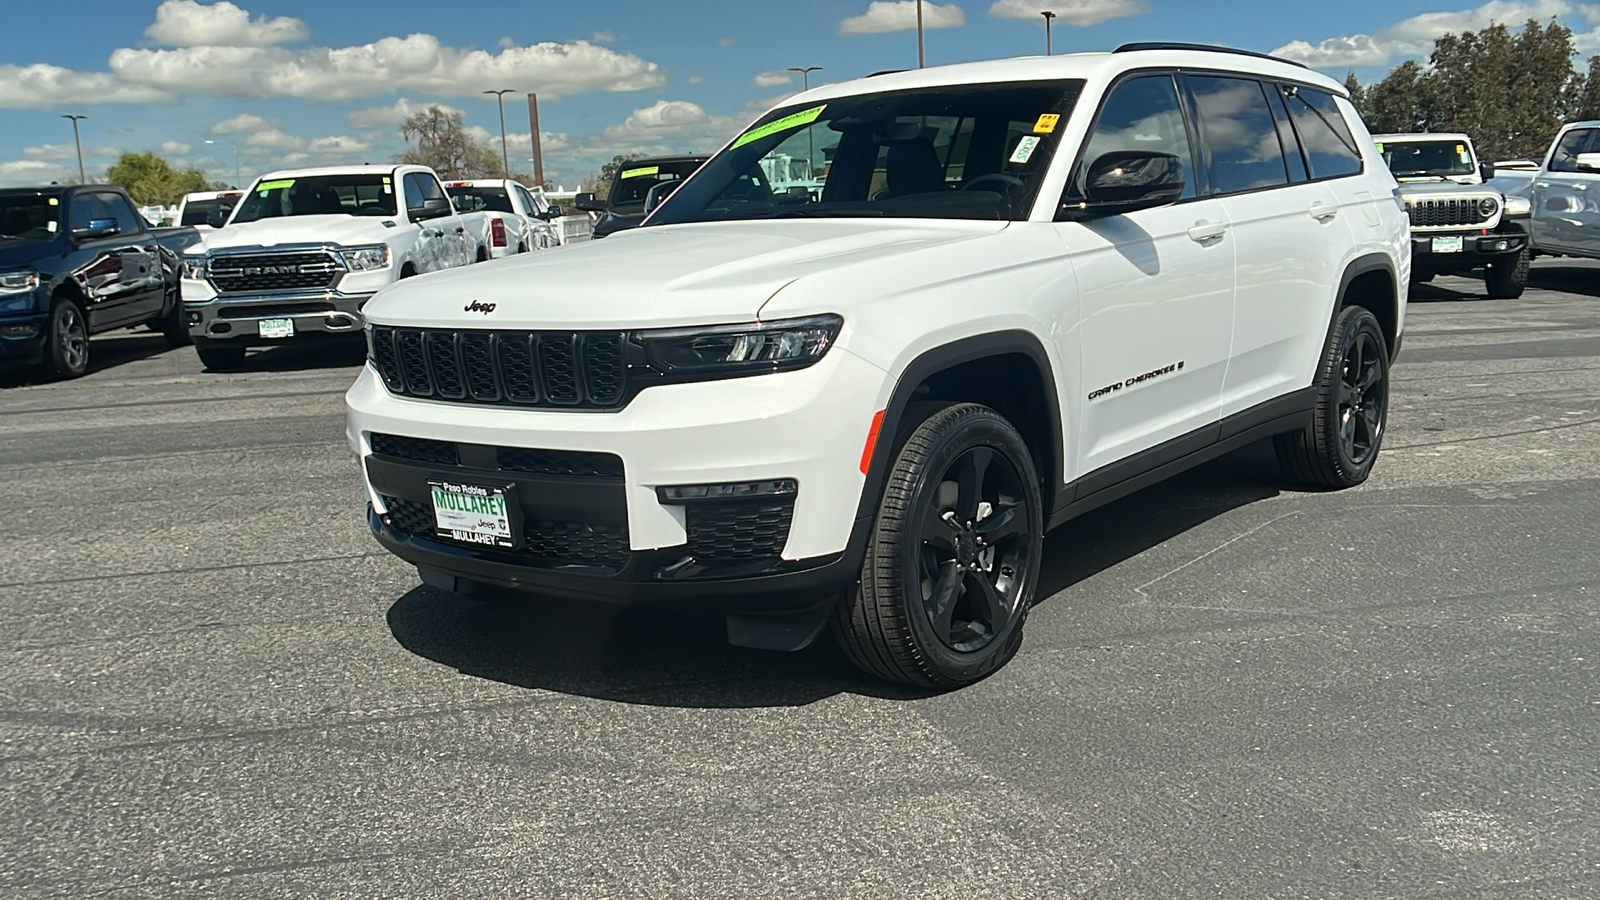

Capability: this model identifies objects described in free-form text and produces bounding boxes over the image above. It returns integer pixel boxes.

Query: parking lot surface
[3,261,1599,898]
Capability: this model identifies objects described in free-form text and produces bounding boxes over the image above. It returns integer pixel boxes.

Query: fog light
[186,311,202,325]
[1493,240,1510,251]
[1,324,38,337]
[658,479,797,503]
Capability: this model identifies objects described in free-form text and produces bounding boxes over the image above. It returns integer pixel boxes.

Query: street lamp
[205,139,240,188]
[788,67,823,174]
[61,115,87,184]
[1041,11,1056,56]
[484,89,514,176]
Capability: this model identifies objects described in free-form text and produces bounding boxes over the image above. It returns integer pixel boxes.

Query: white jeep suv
[347,44,1409,687]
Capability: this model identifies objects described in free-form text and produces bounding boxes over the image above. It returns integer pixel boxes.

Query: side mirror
[544,206,563,219]
[572,192,606,212]
[1576,152,1600,172]
[1062,151,1185,219]
[410,196,453,221]
[643,181,681,213]
[74,217,121,239]
[1478,161,1496,182]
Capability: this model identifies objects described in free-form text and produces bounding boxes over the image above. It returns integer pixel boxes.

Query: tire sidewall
[1323,309,1389,481]
[47,298,88,378]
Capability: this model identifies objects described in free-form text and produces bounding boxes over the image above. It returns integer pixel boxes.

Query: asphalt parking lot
[3,260,1599,899]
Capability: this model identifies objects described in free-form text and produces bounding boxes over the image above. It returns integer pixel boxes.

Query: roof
[617,155,709,166]
[787,48,1345,108]
[1373,133,1475,143]
[250,163,406,181]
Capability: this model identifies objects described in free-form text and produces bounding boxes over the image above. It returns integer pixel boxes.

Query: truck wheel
[1275,306,1389,489]
[832,403,1043,688]
[44,297,90,380]
[158,284,192,348]
[1484,248,1528,299]
[195,342,246,371]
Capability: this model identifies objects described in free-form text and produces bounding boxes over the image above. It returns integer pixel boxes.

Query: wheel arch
[1336,253,1401,361]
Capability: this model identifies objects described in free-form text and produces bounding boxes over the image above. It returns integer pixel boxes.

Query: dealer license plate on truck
[259,318,294,339]
[1431,236,1464,253]
[428,480,515,548]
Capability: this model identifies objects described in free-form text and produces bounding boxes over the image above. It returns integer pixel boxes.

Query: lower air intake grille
[685,500,795,561]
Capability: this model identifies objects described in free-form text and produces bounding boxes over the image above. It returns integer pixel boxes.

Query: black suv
[573,156,709,238]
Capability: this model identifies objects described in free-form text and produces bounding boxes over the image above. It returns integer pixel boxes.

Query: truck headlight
[342,245,391,271]
[1477,197,1499,218]
[0,270,39,295]
[636,314,842,376]
[182,255,208,280]
[1504,196,1532,217]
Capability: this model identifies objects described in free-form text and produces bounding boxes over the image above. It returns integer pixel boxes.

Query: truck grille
[1404,196,1494,228]
[209,250,344,294]
[370,327,628,409]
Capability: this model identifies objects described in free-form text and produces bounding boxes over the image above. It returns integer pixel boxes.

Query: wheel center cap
[955,532,979,564]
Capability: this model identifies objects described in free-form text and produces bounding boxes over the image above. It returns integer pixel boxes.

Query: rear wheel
[1275,306,1390,489]
[833,403,1043,688]
[1484,248,1528,299]
[195,340,246,371]
[44,297,89,380]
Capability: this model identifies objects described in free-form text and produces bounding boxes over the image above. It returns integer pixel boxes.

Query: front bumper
[184,286,374,343]
[345,347,889,607]
[1411,232,1527,274]
[0,311,47,361]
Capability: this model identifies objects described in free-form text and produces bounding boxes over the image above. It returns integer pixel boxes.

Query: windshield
[1379,140,1477,177]
[647,80,1084,226]
[180,197,238,226]
[0,194,64,241]
[607,160,706,212]
[447,186,514,213]
[231,174,398,223]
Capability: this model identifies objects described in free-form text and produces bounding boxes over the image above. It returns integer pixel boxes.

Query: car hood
[364,218,1010,329]
[200,215,400,252]
[1395,179,1495,195]
[0,237,60,269]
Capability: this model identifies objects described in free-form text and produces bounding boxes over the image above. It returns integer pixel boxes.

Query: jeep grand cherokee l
[347,44,1409,687]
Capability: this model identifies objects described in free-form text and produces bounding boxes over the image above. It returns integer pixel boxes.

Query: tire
[1484,248,1528,299]
[399,263,417,279]
[476,247,489,263]
[195,341,246,371]
[1275,306,1390,489]
[43,296,90,380]
[832,403,1044,688]
[157,284,192,348]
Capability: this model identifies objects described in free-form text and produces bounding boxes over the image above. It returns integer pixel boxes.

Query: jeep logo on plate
[464,301,497,314]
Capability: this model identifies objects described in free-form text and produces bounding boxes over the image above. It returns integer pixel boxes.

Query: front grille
[497,448,624,479]
[217,302,336,319]
[370,433,459,466]
[382,496,629,569]
[209,251,344,294]
[686,500,795,561]
[1405,197,1494,228]
[370,327,628,409]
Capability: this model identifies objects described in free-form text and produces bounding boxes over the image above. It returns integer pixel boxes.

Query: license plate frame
[427,479,520,549]
[259,317,295,339]
[1431,235,1464,254]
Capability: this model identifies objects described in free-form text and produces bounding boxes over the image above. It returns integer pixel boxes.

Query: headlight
[637,314,842,375]
[0,270,39,295]
[342,244,391,271]
[1504,196,1532,217]
[182,255,208,280]
[1477,197,1499,218]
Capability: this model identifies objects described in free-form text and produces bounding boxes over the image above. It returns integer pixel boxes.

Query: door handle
[1187,221,1227,243]
[1309,203,1338,222]
[454,227,465,234]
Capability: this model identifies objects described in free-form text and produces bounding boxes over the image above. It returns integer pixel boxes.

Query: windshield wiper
[773,207,885,218]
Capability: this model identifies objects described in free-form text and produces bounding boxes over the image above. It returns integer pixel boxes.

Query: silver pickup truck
[1490,120,1600,263]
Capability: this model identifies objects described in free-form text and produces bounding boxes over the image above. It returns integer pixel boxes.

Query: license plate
[259,317,295,339]
[1431,236,1464,253]
[428,479,515,548]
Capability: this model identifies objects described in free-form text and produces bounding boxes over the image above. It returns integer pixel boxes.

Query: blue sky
[3,0,1599,190]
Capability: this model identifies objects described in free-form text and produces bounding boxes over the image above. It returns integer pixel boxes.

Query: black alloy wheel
[1275,305,1390,489]
[45,298,89,379]
[1337,328,1386,468]
[834,402,1043,688]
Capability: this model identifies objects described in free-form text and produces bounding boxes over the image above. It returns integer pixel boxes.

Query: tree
[578,155,628,200]
[1576,55,1600,122]
[105,152,213,206]
[398,105,505,180]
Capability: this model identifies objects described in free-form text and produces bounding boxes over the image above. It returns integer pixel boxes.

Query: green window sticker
[620,166,660,179]
[731,105,827,150]
[257,179,295,192]
[1373,142,1385,152]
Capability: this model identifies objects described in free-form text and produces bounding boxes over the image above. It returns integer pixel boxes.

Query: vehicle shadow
[203,338,368,374]
[1527,264,1600,298]
[1407,280,1484,302]
[0,331,178,389]
[385,441,1286,708]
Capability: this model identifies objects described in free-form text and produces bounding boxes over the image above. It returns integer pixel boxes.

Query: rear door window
[1281,86,1364,179]
[1188,76,1290,195]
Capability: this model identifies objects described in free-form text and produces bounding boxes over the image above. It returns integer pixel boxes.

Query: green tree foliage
[104,152,213,206]
[1576,55,1600,121]
[580,155,629,201]
[397,105,506,180]
[1348,20,1585,160]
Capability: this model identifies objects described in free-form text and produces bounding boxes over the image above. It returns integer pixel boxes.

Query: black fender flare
[1331,252,1401,359]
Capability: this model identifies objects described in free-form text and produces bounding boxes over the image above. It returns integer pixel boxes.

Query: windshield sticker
[257,179,294,192]
[1034,113,1060,134]
[731,104,828,150]
[620,165,660,179]
[1373,142,1385,152]
[46,221,58,233]
[383,184,392,194]
[47,197,59,206]
[1010,135,1041,164]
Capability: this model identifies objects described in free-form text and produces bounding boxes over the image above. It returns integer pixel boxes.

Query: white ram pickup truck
[181,164,486,370]
[444,179,561,259]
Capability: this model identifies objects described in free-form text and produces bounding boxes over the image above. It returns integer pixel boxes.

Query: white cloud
[1273,1,1600,69]
[162,140,193,154]
[244,128,303,149]
[0,64,172,109]
[840,1,965,36]
[0,160,67,183]
[989,0,1149,26]
[347,97,463,129]
[210,113,279,134]
[145,0,309,47]
[688,74,709,86]
[752,70,795,88]
[22,143,117,160]
[592,30,616,43]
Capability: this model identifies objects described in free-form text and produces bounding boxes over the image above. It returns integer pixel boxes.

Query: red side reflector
[490,218,506,247]
[860,409,885,475]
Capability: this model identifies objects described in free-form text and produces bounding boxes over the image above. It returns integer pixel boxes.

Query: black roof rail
[1113,42,1308,70]
[867,69,907,77]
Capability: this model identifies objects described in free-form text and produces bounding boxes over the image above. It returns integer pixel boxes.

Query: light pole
[205,139,240,187]
[1041,11,1056,56]
[788,67,823,175]
[916,0,925,68]
[61,115,87,183]
[484,89,514,176]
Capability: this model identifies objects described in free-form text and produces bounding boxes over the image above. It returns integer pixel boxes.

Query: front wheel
[158,285,192,348]
[44,297,90,379]
[1275,306,1390,489]
[1484,248,1528,299]
[832,403,1043,688]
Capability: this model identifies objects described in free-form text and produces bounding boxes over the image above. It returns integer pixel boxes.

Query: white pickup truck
[181,164,486,370]
[1490,120,1600,261]
[444,179,559,259]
